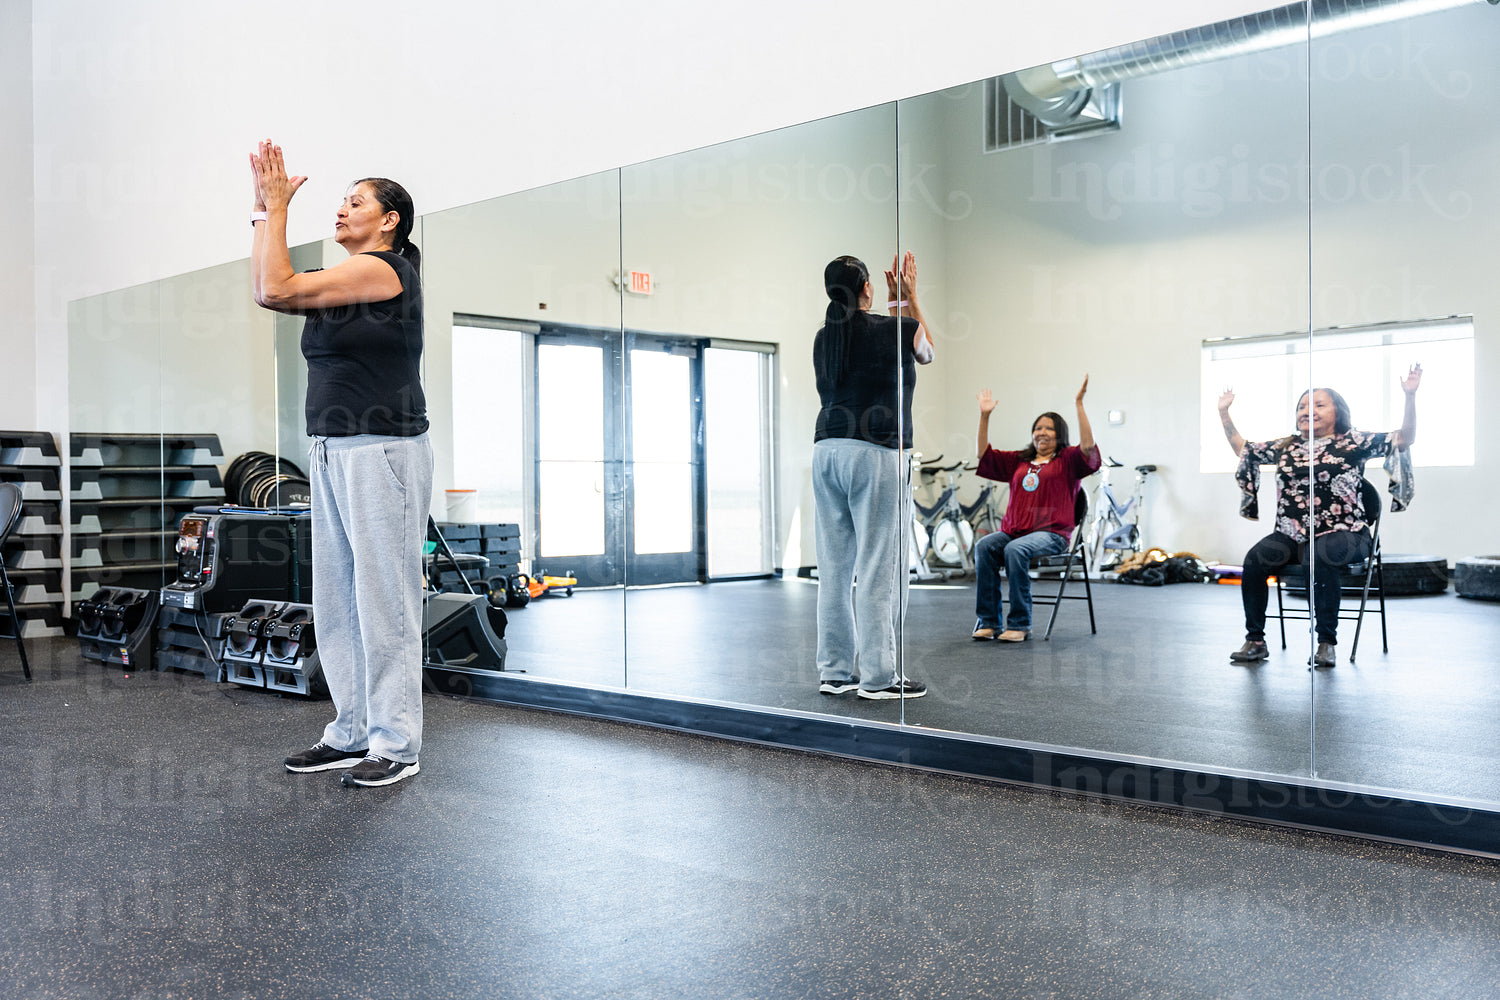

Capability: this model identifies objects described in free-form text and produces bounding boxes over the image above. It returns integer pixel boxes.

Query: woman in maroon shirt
[972,377,1100,641]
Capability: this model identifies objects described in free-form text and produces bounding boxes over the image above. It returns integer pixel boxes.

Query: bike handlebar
[1105,456,1157,475]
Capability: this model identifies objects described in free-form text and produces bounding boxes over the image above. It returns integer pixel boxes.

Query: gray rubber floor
[5,637,1500,1000]
[504,578,1500,803]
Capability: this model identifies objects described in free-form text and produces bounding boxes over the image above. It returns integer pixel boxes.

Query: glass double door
[535,330,732,588]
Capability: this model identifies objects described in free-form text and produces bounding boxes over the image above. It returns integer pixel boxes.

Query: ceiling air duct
[1002,0,1498,130]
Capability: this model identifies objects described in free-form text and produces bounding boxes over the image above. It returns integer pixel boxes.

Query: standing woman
[971,378,1100,641]
[1219,367,1419,668]
[251,140,434,787]
[813,253,935,700]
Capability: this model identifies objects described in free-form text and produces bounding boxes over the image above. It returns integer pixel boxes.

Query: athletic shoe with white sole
[819,678,860,695]
[284,742,368,773]
[857,678,928,700]
[340,755,420,787]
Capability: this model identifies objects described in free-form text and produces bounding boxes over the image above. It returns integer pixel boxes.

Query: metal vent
[989,0,1495,148]
[985,77,1121,152]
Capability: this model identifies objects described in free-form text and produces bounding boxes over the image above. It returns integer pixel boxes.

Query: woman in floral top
[1217,366,1420,668]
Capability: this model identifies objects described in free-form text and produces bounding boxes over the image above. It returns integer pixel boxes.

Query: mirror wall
[895,27,1315,775]
[64,0,1500,808]
[69,257,276,605]
[617,106,897,708]
[1308,1,1499,799]
[420,174,625,687]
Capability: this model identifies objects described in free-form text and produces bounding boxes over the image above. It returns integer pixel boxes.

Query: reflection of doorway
[451,320,776,588]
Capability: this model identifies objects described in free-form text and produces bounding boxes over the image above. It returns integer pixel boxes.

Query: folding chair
[1030,489,1096,640]
[1,482,33,681]
[1274,479,1387,662]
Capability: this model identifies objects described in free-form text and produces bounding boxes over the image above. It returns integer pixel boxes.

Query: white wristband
[887,299,909,309]
[250,211,268,226]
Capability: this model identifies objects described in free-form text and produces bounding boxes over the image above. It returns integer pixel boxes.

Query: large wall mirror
[68,258,277,604]
[617,106,898,710]
[895,15,1316,776]
[420,174,625,688]
[894,7,1320,779]
[1308,0,1499,802]
[60,0,1500,821]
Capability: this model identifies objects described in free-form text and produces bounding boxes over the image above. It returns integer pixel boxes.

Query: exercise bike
[910,454,973,580]
[1084,458,1156,571]
[961,465,1005,539]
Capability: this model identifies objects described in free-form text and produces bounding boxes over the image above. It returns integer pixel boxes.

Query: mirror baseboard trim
[424,666,1500,860]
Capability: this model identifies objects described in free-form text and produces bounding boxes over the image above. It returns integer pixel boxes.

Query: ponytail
[395,233,422,274]
[821,256,869,386]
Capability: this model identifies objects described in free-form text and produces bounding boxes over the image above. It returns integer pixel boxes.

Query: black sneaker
[819,677,860,695]
[284,742,368,773]
[857,678,928,700]
[1229,641,1270,664]
[340,755,420,787]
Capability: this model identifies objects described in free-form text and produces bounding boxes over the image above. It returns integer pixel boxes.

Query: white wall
[1,0,35,429]
[16,0,1273,437]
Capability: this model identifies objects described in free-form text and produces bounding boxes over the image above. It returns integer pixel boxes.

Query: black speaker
[423,593,508,672]
[76,587,159,670]
[162,512,312,613]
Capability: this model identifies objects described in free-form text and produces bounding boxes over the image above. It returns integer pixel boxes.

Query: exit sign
[628,270,653,295]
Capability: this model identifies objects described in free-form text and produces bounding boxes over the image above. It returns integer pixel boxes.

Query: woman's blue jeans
[974,529,1067,631]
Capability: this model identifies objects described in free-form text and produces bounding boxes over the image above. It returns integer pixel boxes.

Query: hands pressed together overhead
[249,140,307,213]
[885,251,917,304]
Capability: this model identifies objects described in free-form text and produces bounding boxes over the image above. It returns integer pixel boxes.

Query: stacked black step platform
[429,522,522,594]
[1,431,66,637]
[70,432,226,597]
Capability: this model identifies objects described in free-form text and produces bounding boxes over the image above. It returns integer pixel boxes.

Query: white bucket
[445,489,479,522]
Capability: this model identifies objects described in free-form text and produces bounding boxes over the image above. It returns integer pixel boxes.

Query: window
[1200,316,1473,472]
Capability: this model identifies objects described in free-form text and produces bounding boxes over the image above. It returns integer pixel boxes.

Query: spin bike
[962,464,1005,539]
[910,454,974,580]
[1084,457,1156,570]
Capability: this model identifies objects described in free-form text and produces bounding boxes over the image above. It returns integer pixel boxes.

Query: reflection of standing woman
[1219,366,1419,669]
[971,379,1100,641]
[813,253,935,700]
[251,140,434,786]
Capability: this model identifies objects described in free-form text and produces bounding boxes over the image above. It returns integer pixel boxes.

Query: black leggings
[1241,530,1372,645]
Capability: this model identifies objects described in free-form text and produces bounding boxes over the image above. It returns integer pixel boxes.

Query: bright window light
[1200,317,1472,473]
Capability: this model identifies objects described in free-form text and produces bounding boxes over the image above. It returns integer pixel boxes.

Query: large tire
[1456,556,1500,601]
[1279,553,1447,598]
[1379,554,1449,596]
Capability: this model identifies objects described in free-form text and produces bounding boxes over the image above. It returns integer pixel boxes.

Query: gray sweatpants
[812,438,911,691]
[310,433,434,763]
